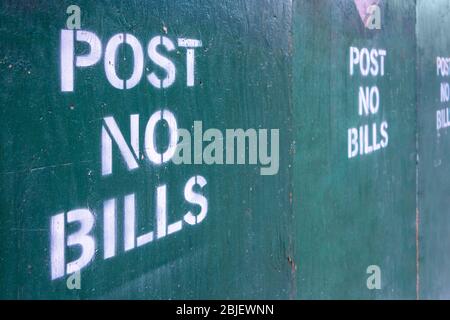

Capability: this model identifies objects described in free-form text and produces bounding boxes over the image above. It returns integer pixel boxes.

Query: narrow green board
[417,0,450,299]
[293,0,417,299]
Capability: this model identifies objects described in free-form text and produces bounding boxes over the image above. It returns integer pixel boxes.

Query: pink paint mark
[354,0,380,25]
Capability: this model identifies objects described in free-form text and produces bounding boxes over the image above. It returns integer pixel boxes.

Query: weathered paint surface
[293,0,417,299]
[417,0,450,299]
[2,0,450,300]
[0,0,294,299]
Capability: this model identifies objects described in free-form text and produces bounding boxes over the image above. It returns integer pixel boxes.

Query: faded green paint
[3,0,450,300]
[0,0,294,299]
[293,0,417,299]
[417,0,450,299]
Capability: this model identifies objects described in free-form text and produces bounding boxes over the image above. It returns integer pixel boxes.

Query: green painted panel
[293,0,417,299]
[3,0,450,300]
[0,0,294,299]
[417,0,450,299]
